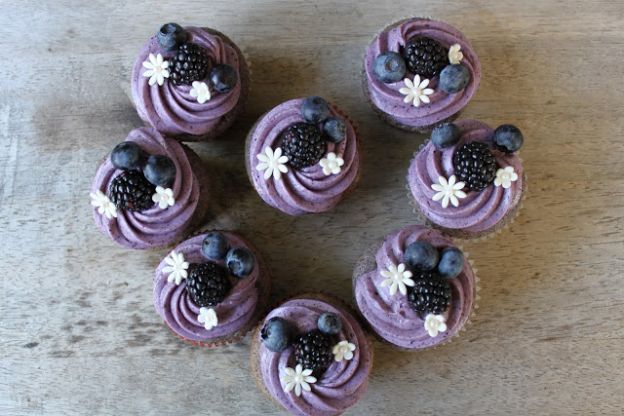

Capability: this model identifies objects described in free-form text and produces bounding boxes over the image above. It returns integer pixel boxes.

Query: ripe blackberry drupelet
[453,142,498,191]
[279,122,326,169]
[402,37,448,79]
[186,262,231,307]
[169,43,211,86]
[407,270,452,318]
[108,170,155,212]
[294,330,333,376]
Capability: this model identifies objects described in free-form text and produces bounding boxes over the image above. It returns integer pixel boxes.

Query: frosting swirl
[247,99,359,215]
[364,18,481,128]
[153,232,270,343]
[408,119,524,233]
[131,27,246,138]
[91,127,207,249]
[258,297,371,416]
[354,225,475,349]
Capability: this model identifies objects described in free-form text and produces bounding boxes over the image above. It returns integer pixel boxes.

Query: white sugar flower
[494,166,519,189]
[282,364,316,397]
[448,43,464,64]
[399,75,435,107]
[152,186,175,209]
[142,53,170,86]
[256,146,289,181]
[332,340,356,362]
[424,313,447,337]
[319,152,344,176]
[190,81,211,104]
[380,263,414,296]
[163,250,189,285]
[90,190,117,219]
[431,175,467,208]
[197,307,218,330]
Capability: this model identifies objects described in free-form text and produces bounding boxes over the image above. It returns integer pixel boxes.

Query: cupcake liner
[157,229,272,348]
[351,235,479,351]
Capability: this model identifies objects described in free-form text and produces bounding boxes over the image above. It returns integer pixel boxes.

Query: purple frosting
[91,127,208,249]
[408,119,524,234]
[257,297,371,416]
[363,18,481,128]
[131,27,246,138]
[247,99,359,215]
[153,232,270,343]
[354,225,476,349]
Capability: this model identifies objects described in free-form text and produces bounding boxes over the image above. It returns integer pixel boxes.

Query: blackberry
[279,122,326,169]
[407,270,452,318]
[169,43,210,86]
[402,37,448,78]
[107,170,155,212]
[453,142,498,191]
[293,330,333,376]
[186,262,231,307]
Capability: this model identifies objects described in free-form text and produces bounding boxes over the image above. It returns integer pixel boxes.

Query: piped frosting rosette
[354,225,476,350]
[364,18,481,129]
[246,99,359,215]
[408,119,524,235]
[153,232,270,345]
[256,296,371,416]
[90,127,208,249]
[131,26,248,139]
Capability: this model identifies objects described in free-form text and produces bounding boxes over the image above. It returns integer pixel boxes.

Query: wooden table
[2,1,623,414]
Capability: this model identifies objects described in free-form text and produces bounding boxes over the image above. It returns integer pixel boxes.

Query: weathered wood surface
[1,0,623,415]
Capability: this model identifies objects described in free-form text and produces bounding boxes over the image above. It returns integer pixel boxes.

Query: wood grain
[2,0,624,415]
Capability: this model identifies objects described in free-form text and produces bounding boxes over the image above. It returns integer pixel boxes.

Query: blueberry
[373,52,406,83]
[404,241,439,271]
[201,232,229,261]
[209,64,238,93]
[301,96,331,124]
[437,247,464,279]
[431,123,460,149]
[439,64,470,94]
[111,142,146,171]
[143,155,176,187]
[156,23,187,51]
[226,248,255,278]
[261,317,296,352]
[493,124,524,153]
[322,117,347,143]
[317,313,342,335]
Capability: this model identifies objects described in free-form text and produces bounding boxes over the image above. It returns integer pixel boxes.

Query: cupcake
[90,127,209,249]
[153,231,271,347]
[246,97,360,215]
[251,294,372,416]
[131,23,249,140]
[408,119,525,239]
[363,17,480,132]
[353,225,476,350]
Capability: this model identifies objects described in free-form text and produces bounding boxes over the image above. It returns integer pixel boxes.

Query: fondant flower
[319,152,344,176]
[90,190,117,219]
[399,75,435,107]
[448,43,464,65]
[198,307,218,330]
[494,166,519,189]
[152,186,175,209]
[190,81,211,104]
[162,250,189,285]
[282,364,316,397]
[380,263,414,296]
[424,313,447,337]
[142,53,170,86]
[431,175,467,208]
[332,340,356,362]
[256,146,289,181]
